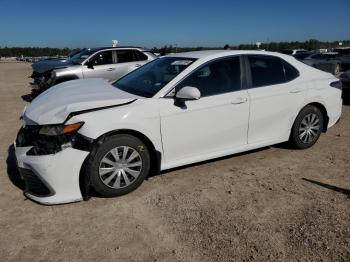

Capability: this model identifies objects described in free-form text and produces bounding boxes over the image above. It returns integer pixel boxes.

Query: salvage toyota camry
[15,50,342,204]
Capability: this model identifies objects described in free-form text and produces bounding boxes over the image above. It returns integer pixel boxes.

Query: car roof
[86,46,147,52]
[166,50,290,60]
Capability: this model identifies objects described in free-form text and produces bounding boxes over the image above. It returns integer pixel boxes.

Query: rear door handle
[290,88,302,93]
[106,68,115,71]
[231,97,248,104]
[135,64,142,68]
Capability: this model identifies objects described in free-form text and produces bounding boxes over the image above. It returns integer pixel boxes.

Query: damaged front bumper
[31,71,54,89]
[15,145,89,204]
[14,126,91,204]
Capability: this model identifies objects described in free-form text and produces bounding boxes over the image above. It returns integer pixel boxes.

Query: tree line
[1,39,349,57]
[151,39,350,54]
[0,47,71,57]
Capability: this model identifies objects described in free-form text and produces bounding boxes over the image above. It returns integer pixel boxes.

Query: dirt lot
[0,62,349,262]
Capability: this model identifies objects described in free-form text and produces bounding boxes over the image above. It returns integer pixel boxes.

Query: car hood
[24,79,141,125]
[32,59,72,73]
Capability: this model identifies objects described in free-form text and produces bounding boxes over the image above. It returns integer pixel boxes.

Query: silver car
[34,47,156,88]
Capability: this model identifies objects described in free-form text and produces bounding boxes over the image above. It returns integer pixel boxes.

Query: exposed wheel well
[97,129,161,178]
[79,129,161,200]
[305,102,329,132]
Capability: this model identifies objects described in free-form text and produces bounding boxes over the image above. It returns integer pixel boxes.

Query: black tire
[290,105,324,149]
[86,134,150,197]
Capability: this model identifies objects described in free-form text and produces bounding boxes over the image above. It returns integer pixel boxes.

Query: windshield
[68,49,96,64]
[113,57,196,97]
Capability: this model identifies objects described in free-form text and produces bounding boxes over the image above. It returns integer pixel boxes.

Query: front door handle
[231,97,248,104]
[106,68,115,71]
[135,64,142,68]
[290,88,302,93]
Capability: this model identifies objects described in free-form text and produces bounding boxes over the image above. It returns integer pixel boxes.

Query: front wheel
[86,134,150,197]
[290,105,324,149]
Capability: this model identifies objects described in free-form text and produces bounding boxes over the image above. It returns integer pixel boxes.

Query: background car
[293,51,315,60]
[281,49,307,55]
[15,50,342,205]
[340,69,350,88]
[331,47,350,71]
[31,47,156,89]
[301,52,342,75]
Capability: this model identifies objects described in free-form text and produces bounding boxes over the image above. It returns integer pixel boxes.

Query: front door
[159,56,250,164]
[82,50,117,82]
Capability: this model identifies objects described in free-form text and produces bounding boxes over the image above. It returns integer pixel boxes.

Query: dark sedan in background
[340,70,350,88]
[331,48,350,71]
[298,52,342,75]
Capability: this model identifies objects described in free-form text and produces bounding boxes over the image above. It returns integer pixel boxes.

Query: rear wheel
[290,105,324,149]
[87,134,150,197]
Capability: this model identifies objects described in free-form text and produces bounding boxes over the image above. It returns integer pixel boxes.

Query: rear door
[111,50,149,82]
[245,55,305,144]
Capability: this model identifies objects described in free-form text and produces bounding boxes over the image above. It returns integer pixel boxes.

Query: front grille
[19,168,53,197]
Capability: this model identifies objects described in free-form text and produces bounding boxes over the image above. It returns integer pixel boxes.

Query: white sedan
[15,50,342,204]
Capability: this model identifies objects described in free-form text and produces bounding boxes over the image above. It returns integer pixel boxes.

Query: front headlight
[39,122,84,136]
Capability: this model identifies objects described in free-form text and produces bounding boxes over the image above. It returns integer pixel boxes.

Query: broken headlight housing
[17,122,85,155]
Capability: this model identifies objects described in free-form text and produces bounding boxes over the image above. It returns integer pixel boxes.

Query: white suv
[15,50,342,204]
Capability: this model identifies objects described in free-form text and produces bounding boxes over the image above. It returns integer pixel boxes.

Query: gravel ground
[0,61,349,262]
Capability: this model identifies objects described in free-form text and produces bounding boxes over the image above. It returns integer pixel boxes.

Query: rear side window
[133,50,148,61]
[248,55,299,88]
[283,61,299,82]
[248,56,285,87]
[117,50,135,63]
[176,57,241,97]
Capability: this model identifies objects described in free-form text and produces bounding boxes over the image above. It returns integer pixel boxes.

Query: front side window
[113,57,196,97]
[248,56,286,88]
[175,57,241,97]
[90,51,113,66]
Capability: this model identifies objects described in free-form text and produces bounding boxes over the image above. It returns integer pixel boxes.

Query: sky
[0,0,349,48]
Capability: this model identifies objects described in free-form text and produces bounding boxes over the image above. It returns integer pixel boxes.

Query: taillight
[330,81,342,90]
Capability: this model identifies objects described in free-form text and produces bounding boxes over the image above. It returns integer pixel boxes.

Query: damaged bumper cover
[15,125,92,204]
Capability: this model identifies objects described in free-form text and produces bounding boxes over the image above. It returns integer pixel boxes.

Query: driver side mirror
[86,60,94,69]
[175,86,201,101]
